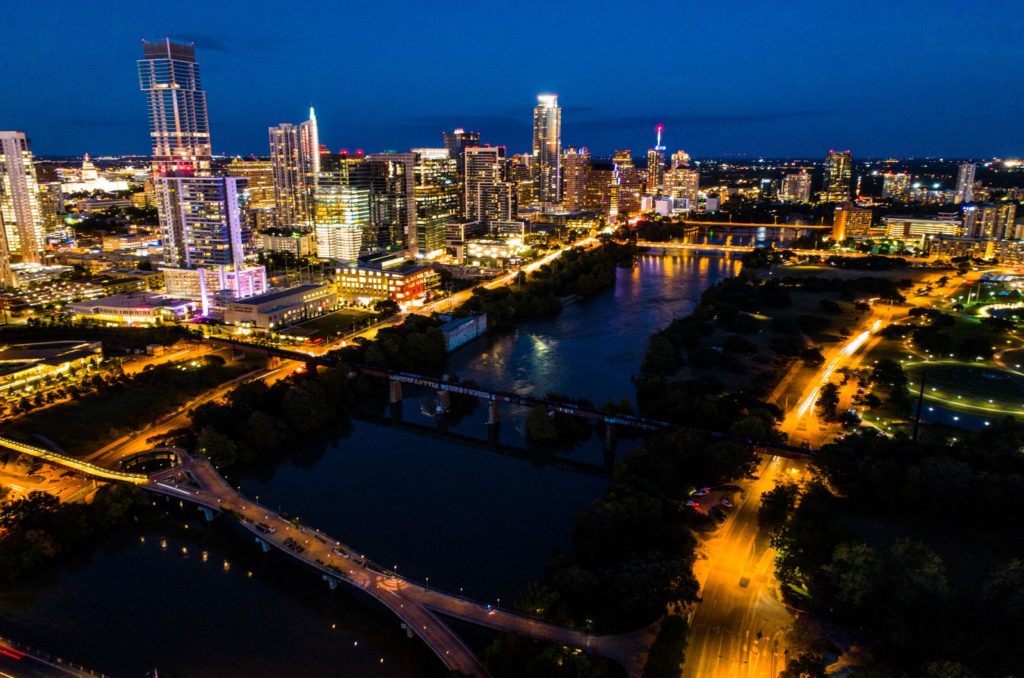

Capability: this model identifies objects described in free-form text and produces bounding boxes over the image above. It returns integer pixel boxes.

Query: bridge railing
[0,437,148,484]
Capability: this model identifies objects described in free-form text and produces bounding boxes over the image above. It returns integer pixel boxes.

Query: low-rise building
[261,231,317,258]
[0,340,103,398]
[335,260,438,307]
[223,284,337,330]
[67,292,199,325]
[439,313,488,352]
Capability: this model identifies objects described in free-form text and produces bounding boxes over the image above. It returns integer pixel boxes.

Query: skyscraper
[832,202,872,241]
[780,170,813,203]
[561,147,590,211]
[269,108,319,229]
[412,149,460,259]
[955,162,976,204]
[442,128,480,164]
[822,150,853,202]
[646,125,666,194]
[882,172,911,201]
[356,152,417,254]
[314,157,370,263]
[154,176,248,270]
[0,131,45,275]
[464,146,515,225]
[663,166,700,209]
[137,39,212,176]
[138,39,262,309]
[614,150,642,217]
[532,94,561,206]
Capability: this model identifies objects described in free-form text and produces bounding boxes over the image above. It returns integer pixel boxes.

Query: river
[0,252,741,677]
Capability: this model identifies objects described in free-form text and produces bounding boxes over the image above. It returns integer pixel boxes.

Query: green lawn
[283,309,376,339]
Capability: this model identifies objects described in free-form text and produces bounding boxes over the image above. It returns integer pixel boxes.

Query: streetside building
[0,340,102,398]
[223,283,336,330]
[67,292,199,325]
[335,259,438,307]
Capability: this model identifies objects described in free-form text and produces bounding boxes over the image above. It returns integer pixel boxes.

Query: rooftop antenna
[655,124,665,152]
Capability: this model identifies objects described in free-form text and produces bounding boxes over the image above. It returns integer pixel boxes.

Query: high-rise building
[822,150,853,202]
[532,94,561,206]
[269,108,319,229]
[508,154,535,209]
[355,152,417,254]
[561,147,590,211]
[464,146,515,224]
[963,203,1016,240]
[412,149,459,259]
[228,158,276,235]
[670,150,691,169]
[137,39,212,176]
[154,176,248,270]
[832,202,873,241]
[882,172,911,201]
[442,128,480,164]
[314,159,370,263]
[780,169,813,203]
[646,125,666,194]
[663,167,700,208]
[955,162,976,204]
[613,150,642,217]
[0,131,45,274]
[584,160,617,219]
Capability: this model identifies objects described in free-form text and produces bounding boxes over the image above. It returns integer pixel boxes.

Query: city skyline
[2,1,1022,158]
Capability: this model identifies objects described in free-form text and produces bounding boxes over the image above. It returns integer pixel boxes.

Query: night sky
[2,1,1022,159]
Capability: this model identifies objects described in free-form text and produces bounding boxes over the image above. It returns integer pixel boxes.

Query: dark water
[0,253,739,677]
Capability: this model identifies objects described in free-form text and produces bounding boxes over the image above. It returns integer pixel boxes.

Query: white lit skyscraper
[137,39,212,176]
[822,150,853,202]
[0,131,45,279]
[532,94,561,206]
[269,108,319,228]
[955,162,976,204]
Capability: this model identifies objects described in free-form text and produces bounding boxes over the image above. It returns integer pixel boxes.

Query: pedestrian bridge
[0,437,648,676]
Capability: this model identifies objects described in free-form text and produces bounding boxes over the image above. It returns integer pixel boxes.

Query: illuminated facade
[464,146,516,224]
[561,147,589,211]
[0,131,45,283]
[613,150,642,217]
[881,172,911,201]
[663,167,699,206]
[412,149,459,259]
[780,169,812,203]
[269,108,319,228]
[314,163,370,264]
[822,150,853,202]
[832,202,873,240]
[335,263,438,306]
[137,39,211,175]
[963,203,1016,240]
[356,152,417,254]
[154,176,248,269]
[532,94,561,205]
[955,162,976,204]
[646,125,666,194]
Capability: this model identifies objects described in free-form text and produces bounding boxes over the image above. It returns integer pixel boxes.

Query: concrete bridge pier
[255,536,270,553]
[603,424,616,455]
[200,507,217,522]
[389,379,404,421]
[305,358,319,376]
[486,400,500,426]
[436,389,450,415]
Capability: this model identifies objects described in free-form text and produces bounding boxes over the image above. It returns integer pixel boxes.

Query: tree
[957,335,994,361]
[758,481,799,532]
[801,347,825,367]
[823,541,882,610]
[196,425,238,467]
[888,539,948,604]
[642,334,680,375]
[816,383,840,421]
[374,298,400,318]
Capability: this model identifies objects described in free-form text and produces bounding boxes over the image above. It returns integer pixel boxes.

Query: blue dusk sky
[1,0,1022,159]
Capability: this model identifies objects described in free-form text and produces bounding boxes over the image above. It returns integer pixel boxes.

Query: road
[83,362,295,467]
[683,456,805,677]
